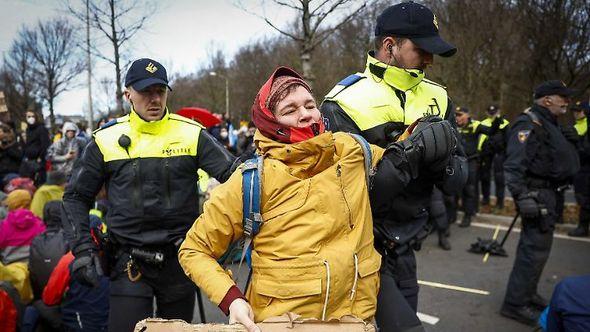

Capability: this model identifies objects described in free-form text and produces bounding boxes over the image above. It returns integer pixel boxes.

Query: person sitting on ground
[179,67,455,331]
[46,122,88,177]
[42,215,109,332]
[30,171,66,219]
[542,275,590,332]
[4,177,36,197]
[0,189,45,303]
[24,201,68,331]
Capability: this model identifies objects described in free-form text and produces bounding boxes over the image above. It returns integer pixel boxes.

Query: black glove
[561,126,579,143]
[71,250,103,288]
[516,194,539,219]
[403,117,456,171]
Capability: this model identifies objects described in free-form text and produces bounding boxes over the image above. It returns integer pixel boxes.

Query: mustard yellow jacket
[179,131,383,322]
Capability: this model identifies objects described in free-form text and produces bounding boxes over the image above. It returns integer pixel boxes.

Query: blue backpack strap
[349,133,373,189]
[239,155,264,272]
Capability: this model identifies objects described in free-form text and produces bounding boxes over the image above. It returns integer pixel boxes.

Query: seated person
[0,189,45,304]
[179,67,455,331]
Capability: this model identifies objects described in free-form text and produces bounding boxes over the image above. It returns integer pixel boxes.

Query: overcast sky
[0,0,298,118]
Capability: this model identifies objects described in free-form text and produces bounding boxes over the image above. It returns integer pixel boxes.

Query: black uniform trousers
[108,245,195,331]
[430,187,449,235]
[480,153,506,207]
[376,250,423,332]
[574,170,590,229]
[504,188,556,307]
[447,158,479,218]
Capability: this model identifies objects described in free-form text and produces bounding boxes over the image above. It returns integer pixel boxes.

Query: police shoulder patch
[518,130,531,143]
[338,74,363,87]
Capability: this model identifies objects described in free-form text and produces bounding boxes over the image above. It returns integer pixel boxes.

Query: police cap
[487,105,500,115]
[455,106,469,115]
[375,1,457,57]
[533,80,574,99]
[125,58,171,92]
[571,100,590,112]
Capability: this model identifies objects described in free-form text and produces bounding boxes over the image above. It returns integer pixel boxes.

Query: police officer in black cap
[568,101,590,237]
[321,2,466,331]
[478,105,510,211]
[501,80,580,325]
[453,106,501,227]
[62,58,239,330]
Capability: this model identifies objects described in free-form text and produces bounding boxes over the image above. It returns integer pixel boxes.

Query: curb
[456,212,579,235]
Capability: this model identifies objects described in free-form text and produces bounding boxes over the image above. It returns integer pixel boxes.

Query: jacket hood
[62,122,78,134]
[43,200,63,229]
[5,208,44,231]
[251,66,325,144]
[254,130,335,178]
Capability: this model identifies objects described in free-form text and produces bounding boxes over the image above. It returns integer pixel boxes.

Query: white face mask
[26,117,36,125]
[220,131,229,139]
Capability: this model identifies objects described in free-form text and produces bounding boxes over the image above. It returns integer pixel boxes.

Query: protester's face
[65,130,75,139]
[274,86,321,129]
[544,94,569,116]
[455,112,469,127]
[125,84,168,121]
[25,112,36,125]
[391,38,433,70]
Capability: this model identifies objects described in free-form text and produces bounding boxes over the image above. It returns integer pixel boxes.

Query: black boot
[529,293,548,311]
[500,304,538,326]
[568,225,589,237]
[459,214,472,228]
[438,232,451,250]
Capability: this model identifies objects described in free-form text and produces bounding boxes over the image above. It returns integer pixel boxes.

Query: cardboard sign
[134,313,376,332]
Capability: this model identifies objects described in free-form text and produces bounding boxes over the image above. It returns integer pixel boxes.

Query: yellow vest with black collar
[324,52,449,145]
[92,109,204,247]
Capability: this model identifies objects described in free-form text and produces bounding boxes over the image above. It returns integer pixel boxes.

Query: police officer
[453,106,500,227]
[61,58,239,331]
[501,80,580,325]
[430,187,451,250]
[568,101,590,237]
[321,2,466,330]
[478,105,510,210]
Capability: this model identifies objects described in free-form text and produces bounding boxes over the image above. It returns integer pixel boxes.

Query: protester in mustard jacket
[179,67,455,331]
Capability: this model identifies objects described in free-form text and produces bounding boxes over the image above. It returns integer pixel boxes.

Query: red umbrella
[176,107,221,128]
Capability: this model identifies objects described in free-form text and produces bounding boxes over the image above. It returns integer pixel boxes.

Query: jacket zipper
[132,159,141,209]
[336,164,353,229]
[164,159,171,208]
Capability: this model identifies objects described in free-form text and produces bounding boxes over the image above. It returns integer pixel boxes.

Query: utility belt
[374,223,431,257]
[526,176,567,191]
[114,242,180,282]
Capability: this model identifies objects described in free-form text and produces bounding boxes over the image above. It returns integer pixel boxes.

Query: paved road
[417,221,590,331]
[189,220,590,331]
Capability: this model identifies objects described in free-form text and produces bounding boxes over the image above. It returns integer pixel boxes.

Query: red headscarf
[252,67,325,144]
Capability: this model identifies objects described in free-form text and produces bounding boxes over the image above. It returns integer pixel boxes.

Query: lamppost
[209,71,229,117]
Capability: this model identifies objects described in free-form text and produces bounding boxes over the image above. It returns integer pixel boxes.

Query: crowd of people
[0,2,589,332]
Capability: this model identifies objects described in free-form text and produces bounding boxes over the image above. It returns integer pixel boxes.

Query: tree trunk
[48,97,56,131]
[301,50,314,88]
[110,0,124,114]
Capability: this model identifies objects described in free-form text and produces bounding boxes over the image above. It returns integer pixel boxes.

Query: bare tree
[516,0,590,91]
[2,37,39,125]
[241,0,369,86]
[67,0,154,114]
[19,18,84,129]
